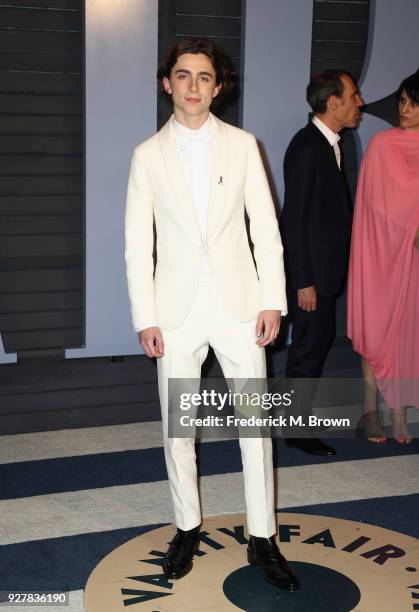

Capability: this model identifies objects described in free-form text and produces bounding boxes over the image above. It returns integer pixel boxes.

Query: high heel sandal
[390,407,413,444]
[356,411,388,444]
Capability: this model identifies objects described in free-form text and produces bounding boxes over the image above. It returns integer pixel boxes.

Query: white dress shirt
[312,116,341,169]
[172,114,213,247]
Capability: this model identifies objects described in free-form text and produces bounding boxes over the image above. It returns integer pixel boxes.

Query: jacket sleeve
[244,135,287,314]
[125,147,157,331]
[281,143,315,290]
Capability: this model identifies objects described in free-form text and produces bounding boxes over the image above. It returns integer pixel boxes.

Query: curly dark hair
[157,37,236,102]
[396,70,419,104]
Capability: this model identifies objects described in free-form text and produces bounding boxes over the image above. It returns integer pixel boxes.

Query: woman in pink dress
[348,71,419,444]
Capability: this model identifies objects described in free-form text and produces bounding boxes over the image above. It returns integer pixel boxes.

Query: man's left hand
[255,310,281,346]
[414,228,419,250]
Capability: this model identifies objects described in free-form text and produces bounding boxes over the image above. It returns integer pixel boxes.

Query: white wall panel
[67,0,158,358]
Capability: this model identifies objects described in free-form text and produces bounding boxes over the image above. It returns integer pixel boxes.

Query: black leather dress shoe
[162,525,200,579]
[285,437,336,456]
[247,536,300,591]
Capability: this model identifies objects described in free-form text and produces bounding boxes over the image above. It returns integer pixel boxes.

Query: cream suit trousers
[157,272,276,538]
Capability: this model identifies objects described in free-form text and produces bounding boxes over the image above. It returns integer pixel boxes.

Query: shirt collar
[172,114,212,145]
[312,116,340,147]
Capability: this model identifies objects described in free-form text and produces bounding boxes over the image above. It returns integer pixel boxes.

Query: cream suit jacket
[125,113,287,331]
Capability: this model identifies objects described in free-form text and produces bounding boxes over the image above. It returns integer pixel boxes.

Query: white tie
[177,131,212,152]
[333,142,341,169]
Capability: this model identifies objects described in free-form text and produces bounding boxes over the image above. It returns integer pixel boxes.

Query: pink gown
[348,127,419,410]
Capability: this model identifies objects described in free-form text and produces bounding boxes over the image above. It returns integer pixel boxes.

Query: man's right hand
[297,285,317,312]
[138,326,165,358]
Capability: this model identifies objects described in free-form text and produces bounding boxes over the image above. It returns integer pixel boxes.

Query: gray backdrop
[243,0,313,203]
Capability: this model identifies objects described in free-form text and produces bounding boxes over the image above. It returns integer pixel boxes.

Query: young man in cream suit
[125,38,299,592]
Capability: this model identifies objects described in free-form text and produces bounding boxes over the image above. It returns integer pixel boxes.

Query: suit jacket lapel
[207,113,228,241]
[158,117,203,244]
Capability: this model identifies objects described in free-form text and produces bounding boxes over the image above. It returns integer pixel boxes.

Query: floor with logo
[1,421,418,611]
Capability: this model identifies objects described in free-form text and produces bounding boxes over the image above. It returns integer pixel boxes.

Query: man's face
[399,89,419,131]
[331,75,363,130]
[163,52,221,125]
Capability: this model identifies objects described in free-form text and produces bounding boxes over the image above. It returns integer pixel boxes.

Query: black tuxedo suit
[281,121,352,296]
[280,121,353,417]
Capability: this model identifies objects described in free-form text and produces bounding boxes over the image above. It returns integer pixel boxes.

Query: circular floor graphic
[85,512,419,611]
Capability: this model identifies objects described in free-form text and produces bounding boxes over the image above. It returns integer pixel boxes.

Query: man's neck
[173,110,210,131]
[314,113,341,134]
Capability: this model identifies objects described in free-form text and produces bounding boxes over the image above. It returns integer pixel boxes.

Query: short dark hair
[157,38,236,101]
[396,70,419,104]
[306,69,355,114]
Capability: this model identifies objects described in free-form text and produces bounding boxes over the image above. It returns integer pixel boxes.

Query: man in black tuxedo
[281,70,363,456]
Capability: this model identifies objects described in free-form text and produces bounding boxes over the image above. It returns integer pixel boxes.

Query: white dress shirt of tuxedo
[312,116,341,169]
[172,115,212,254]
